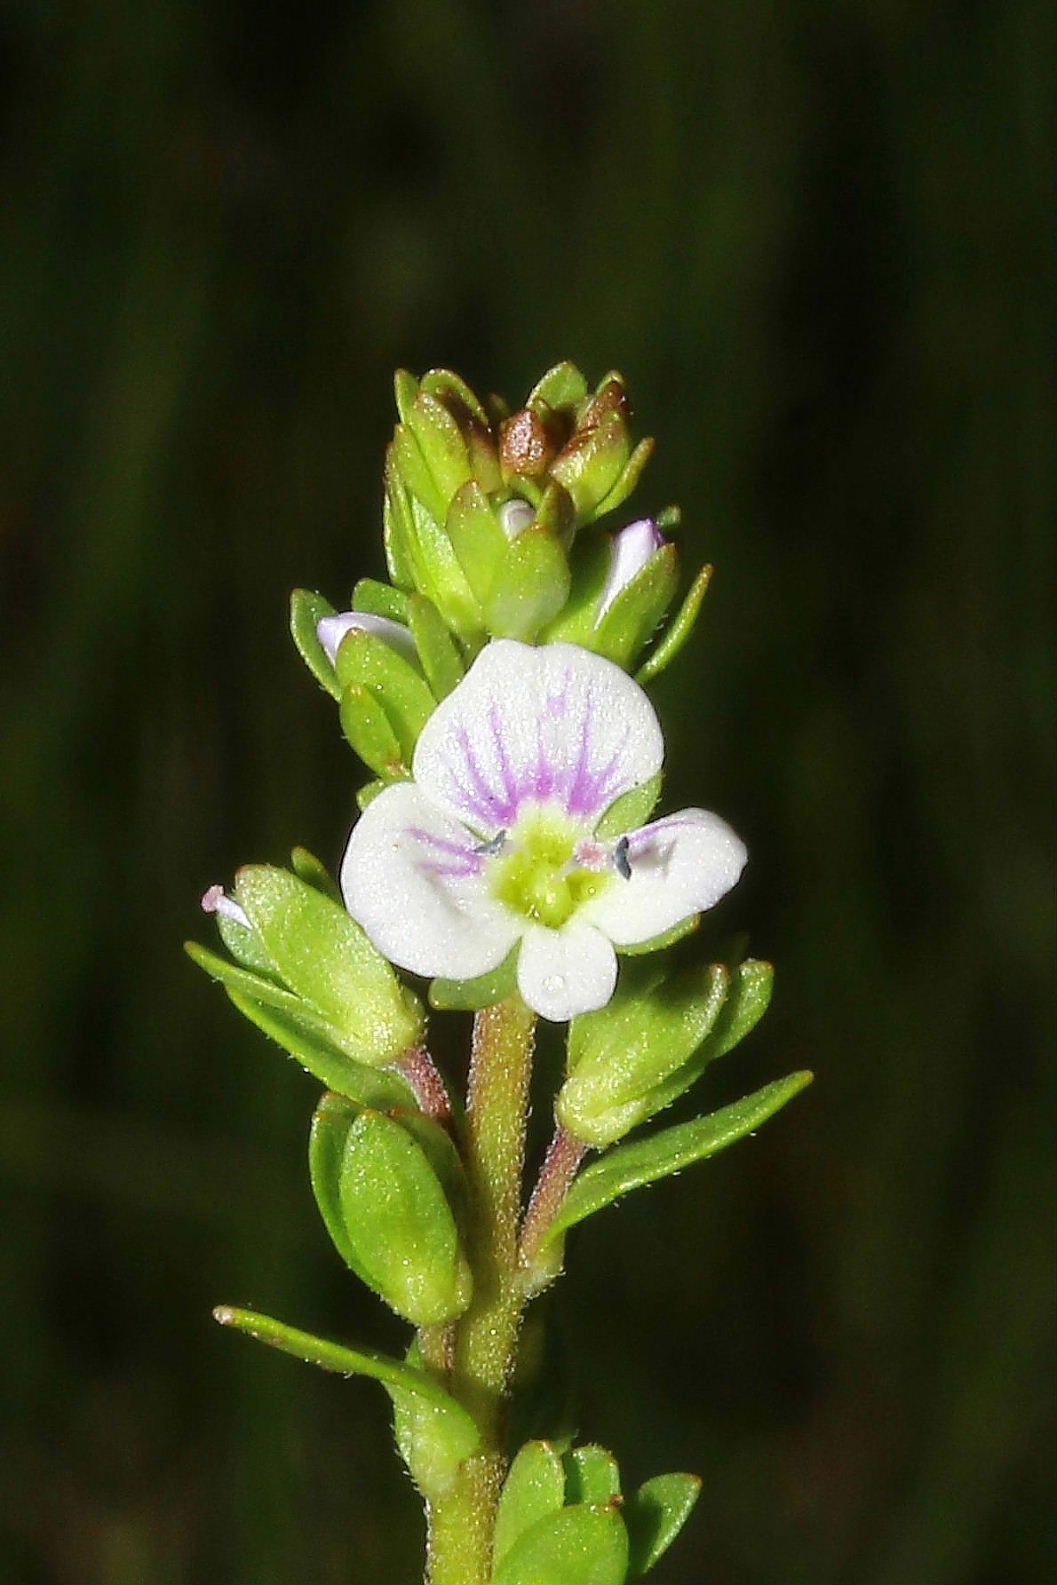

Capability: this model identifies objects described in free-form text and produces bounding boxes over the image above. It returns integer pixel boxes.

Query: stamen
[475,829,507,857]
[613,835,632,880]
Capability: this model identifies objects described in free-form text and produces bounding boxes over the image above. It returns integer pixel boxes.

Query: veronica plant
[189,363,811,1585]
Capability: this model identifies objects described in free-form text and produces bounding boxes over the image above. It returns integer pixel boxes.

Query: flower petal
[317,611,418,666]
[579,809,747,945]
[597,517,665,622]
[412,640,664,835]
[517,920,618,1022]
[341,782,521,980]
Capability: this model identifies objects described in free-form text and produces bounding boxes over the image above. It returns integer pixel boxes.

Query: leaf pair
[492,1439,700,1583]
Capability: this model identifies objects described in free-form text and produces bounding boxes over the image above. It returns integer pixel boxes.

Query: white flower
[340,640,746,1021]
[317,610,418,666]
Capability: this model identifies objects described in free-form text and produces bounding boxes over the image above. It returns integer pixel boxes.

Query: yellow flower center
[490,809,612,929]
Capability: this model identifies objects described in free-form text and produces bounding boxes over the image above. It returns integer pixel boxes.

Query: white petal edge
[412,639,664,834]
[317,611,418,666]
[579,808,747,946]
[517,920,618,1022]
[340,781,521,981]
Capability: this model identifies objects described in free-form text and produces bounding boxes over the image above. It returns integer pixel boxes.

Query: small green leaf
[551,413,630,524]
[356,777,387,810]
[393,368,420,425]
[564,1445,621,1506]
[491,1502,629,1585]
[593,436,655,519]
[429,947,519,1010]
[407,592,466,699]
[624,1473,701,1579]
[593,543,679,669]
[334,1108,472,1326]
[616,915,699,956]
[383,455,419,590]
[485,526,571,641]
[351,577,409,622]
[212,1304,478,1461]
[634,564,712,685]
[527,361,589,414]
[334,627,436,762]
[544,1072,814,1243]
[594,773,663,839]
[446,481,509,603]
[290,589,340,698]
[290,846,342,904]
[392,421,448,525]
[408,389,473,502]
[340,680,407,779]
[235,865,422,1062]
[225,988,413,1108]
[420,367,491,428]
[309,1093,373,1283]
[494,1441,566,1568]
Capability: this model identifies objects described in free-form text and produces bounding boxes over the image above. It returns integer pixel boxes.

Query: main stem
[425,995,536,1585]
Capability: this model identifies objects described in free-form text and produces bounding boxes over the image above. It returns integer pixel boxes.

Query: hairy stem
[520,1123,587,1274]
[425,995,536,1585]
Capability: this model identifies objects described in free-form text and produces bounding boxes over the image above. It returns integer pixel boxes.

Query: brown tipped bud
[576,378,631,433]
[499,407,554,479]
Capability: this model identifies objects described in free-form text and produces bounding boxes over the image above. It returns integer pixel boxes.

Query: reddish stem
[520,1123,586,1268]
[398,1044,452,1121]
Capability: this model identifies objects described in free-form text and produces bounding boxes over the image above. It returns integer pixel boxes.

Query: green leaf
[309,1093,373,1283]
[593,544,679,669]
[551,413,630,524]
[446,481,509,603]
[491,1503,629,1585]
[420,367,491,429]
[235,865,422,1062]
[429,946,519,1011]
[564,1445,621,1506]
[339,680,407,778]
[494,1441,567,1568]
[334,626,436,762]
[392,421,448,525]
[407,592,466,699]
[383,454,419,589]
[333,1108,472,1326]
[485,526,571,641]
[408,389,472,502]
[393,368,420,425]
[616,915,699,957]
[594,773,663,839]
[290,589,340,698]
[634,564,712,685]
[212,1304,478,1461]
[225,988,413,1107]
[290,846,342,904]
[527,361,589,414]
[351,577,409,622]
[593,436,655,519]
[544,1072,814,1243]
[624,1473,701,1579]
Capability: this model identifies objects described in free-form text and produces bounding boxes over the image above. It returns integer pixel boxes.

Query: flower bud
[317,610,418,667]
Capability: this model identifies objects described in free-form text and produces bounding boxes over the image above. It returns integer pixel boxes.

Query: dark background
[2,2,1053,1582]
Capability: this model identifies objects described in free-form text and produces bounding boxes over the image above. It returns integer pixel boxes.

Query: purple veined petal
[412,640,664,834]
[317,610,418,667]
[340,781,521,980]
[597,518,666,623]
[578,808,747,945]
[516,919,618,1021]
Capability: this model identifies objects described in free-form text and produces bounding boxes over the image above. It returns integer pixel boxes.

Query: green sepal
[407,389,473,503]
[309,1092,374,1285]
[356,778,388,810]
[383,451,419,590]
[393,368,420,425]
[392,421,449,526]
[407,592,466,699]
[543,1071,814,1244]
[351,577,409,623]
[334,627,436,762]
[290,846,342,904]
[211,909,279,979]
[446,480,510,603]
[616,915,699,957]
[594,773,663,839]
[551,412,630,525]
[339,680,407,779]
[533,481,576,549]
[539,532,612,646]
[392,1109,471,1233]
[429,946,519,1011]
[419,367,491,429]
[624,1473,701,1579]
[226,988,413,1108]
[527,361,589,415]
[592,543,679,669]
[391,1336,483,1500]
[494,1441,566,1569]
[593,436,655,519]
[563,1445,621,1506]
[491,1502,629,1585]
[634,564,712,685]
[559,962,731,1146]
[485,525,571,641]
[212,1305,478,1469]
[290,588,340,699]
[235,865,423,1063]
[408,491,483,634]
[320,1104,472,1326]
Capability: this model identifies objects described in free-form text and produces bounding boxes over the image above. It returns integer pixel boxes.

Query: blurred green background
[2,2,1053,1581]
